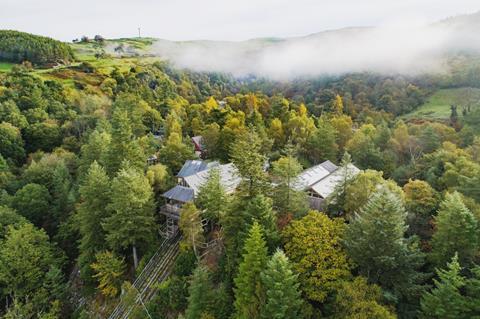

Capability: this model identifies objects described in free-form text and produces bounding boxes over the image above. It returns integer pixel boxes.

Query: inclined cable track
[108,234,181,319]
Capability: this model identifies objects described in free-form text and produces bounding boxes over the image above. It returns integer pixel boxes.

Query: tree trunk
[133,245,138,269]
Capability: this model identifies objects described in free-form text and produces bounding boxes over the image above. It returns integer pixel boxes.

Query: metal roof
[293,160,337,191]
[184,163,241,195]
[311,164,360,198]
[320,160,338,173]
[177,160,219,178]
[162,185,195,203]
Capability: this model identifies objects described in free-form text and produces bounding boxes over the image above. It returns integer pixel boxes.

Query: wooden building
[160,160,241,237]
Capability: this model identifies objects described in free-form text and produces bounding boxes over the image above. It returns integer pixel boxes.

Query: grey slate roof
[162,185,195,203]
[177,160,219,178]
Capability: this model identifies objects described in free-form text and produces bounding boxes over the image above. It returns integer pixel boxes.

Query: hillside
[112,12,480,78]
[403,87,480,120]
[0,30,75,66]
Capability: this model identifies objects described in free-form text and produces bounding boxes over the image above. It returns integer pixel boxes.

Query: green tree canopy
[283,211,351,302]
[430,192,479,268]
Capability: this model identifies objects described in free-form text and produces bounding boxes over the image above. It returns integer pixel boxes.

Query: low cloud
[147,12,480,79]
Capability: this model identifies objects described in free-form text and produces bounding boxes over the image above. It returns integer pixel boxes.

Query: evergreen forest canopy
[0,30,479,319]
[0,30,75,65]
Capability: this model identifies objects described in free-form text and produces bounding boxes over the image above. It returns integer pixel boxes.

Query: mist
[146,12,480,80]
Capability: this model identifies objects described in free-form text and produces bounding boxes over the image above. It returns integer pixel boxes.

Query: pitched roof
[320,160,338,173]
[293,160,339,191]
[310,164,360,198]
[177,160,219,178]
[191,136,204,147]
[162,185,195,203]
[184,163,241,195]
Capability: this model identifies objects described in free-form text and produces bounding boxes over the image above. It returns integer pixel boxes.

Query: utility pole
[138,27,141,38]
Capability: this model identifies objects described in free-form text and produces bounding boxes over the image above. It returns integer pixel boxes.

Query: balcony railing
[160,204,182,219]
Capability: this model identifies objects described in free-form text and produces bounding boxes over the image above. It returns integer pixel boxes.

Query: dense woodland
[0,31,75,65]
[0,32,480,319]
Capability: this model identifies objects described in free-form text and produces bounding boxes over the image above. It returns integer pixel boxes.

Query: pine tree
[230,129,268,197]
[344,187,426,312]
[51,162,74,223]
[430,192,479,268]
[304,116,338,164]
[260,249,303,319]
[243,194,279,251]
[327,152,356,215]
[271,147,308,216]
[105,109,145,176]
[159,132,195,173]
[234,222,268,319]
[185,265,212,319]
[78,129,111,179]
[103,166,155,269]
[420,254,466,319]
[465,265,480,317]
[77,161,111,285]
[196,168,228,223]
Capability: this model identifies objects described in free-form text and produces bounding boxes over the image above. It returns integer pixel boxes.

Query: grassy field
[404,87,480,120]
[0,62,14,72]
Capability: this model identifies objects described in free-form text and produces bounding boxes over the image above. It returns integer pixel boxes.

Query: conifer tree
[271,147,308,216]
[77,161,111,284]
[243,194,279,250]
[196,168,228,222]
[465,265,480,316]
[234,222,268,319]
[260,249,303,319]
[327,152,356,215]
[230,129,268,197]
[344,187,426,313]
[304,116,338,164]
[103,166,155,269]
[420,254,466,319]
[185,265,212,319]
[159,132,195,173]
[105,109,145,176]
[430,192,478,268]
[78,129,111,179]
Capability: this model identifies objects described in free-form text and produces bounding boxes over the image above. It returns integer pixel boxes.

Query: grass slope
[404,87,480,120]
[0,62,14,72]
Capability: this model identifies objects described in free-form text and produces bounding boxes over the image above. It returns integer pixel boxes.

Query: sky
[1,0,480,41]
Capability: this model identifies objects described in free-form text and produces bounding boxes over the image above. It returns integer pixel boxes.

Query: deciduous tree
[283,211,351,302]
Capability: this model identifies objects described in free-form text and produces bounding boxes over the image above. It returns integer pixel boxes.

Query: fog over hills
[124,11,480,79]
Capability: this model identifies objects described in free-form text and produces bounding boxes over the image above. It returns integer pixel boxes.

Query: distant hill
[106,11,480,78]
[0,30,75,66]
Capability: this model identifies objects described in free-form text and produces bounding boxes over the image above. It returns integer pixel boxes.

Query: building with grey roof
[294,160,360,210]
[160,160,241,238]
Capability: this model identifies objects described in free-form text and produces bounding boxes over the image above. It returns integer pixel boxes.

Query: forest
[0,30,479,319]
[0,30,75,66]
